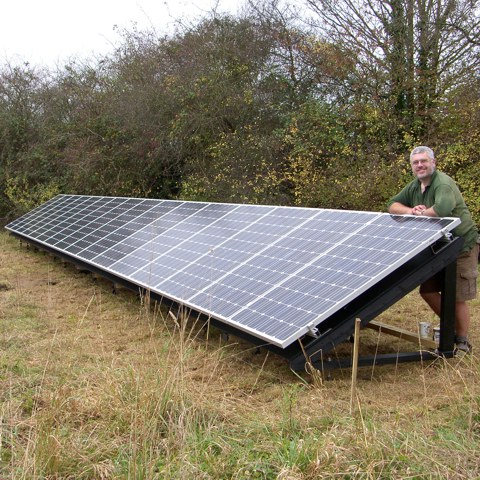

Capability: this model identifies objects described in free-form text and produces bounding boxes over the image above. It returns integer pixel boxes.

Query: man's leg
[454,301,470,339]
[421,291,471,345]
[421,291,441,316]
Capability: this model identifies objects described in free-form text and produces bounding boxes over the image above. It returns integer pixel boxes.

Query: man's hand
[412,205,428,215]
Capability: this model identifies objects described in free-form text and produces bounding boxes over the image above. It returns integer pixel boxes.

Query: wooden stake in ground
[350,318,361,414]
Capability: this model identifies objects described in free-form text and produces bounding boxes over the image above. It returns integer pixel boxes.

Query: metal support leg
[439,261,456,352]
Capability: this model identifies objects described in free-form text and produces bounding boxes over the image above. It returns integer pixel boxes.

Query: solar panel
[5,195,460,348]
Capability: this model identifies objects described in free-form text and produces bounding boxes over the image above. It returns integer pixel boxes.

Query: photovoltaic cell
[5,195,460,348]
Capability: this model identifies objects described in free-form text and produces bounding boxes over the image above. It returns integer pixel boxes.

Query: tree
[0,63,62,218]
[131,15,299,203]
[305,0,480,147]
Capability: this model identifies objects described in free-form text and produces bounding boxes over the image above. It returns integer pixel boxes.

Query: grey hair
[410,146,435,162]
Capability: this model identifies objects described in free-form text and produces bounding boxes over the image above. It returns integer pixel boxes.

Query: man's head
[410,146,436,181]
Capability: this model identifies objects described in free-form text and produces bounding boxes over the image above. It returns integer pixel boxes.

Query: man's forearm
[388,202,413,215]
[388,202,439,217]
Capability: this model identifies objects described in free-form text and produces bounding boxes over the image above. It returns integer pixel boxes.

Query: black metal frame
[285,237,462,371]
[9,232,463,373]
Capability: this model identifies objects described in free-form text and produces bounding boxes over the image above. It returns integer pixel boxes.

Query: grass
[1,230,479,479]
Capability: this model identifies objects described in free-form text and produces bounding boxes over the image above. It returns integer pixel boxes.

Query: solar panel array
[5,195,460,348]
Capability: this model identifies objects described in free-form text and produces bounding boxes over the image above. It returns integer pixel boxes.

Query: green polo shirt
[387,170,478,252]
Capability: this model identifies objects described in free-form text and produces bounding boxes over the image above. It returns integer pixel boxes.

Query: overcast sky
[1,0,241,68]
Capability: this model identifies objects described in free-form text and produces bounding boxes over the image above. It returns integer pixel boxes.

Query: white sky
[1,0,242,68]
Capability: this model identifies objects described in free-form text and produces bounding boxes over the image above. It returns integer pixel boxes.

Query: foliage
[434,78,480,226]
[440,139,480,226]
[0,2,479,221]
[181,126,288,204]
[305,0,480,143]
[4,176,61,216]
[283,101,409,211]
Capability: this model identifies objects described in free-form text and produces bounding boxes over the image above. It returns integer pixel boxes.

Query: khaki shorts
[420,243,479,301]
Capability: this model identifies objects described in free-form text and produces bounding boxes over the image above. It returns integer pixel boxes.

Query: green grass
[1,231,480,479]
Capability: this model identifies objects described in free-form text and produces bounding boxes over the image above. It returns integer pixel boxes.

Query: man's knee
[420,291,438,302]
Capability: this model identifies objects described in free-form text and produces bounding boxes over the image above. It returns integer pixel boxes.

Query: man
[387,146,479,355]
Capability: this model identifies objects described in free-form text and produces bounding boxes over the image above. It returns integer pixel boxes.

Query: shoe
[454,340,472,357]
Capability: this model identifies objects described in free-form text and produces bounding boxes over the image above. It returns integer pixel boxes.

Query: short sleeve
[387,185,413,209]
[431,185,456,217]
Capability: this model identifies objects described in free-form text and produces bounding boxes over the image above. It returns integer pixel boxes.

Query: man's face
[410,153,435,180]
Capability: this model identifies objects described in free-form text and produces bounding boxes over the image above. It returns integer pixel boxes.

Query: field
[1,230,479,479]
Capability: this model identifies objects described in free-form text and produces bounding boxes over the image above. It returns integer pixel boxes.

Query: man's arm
[418,206,438,217]
[388,202,438,217]
[388,202,414,215]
